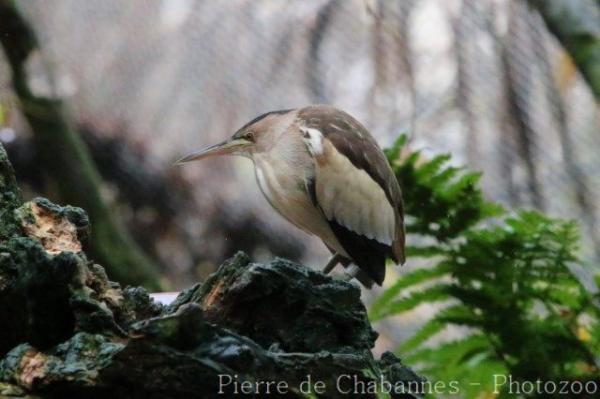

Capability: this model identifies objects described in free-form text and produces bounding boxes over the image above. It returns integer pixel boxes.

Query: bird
[177,105,405,287]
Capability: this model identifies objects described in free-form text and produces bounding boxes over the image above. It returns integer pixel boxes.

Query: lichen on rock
[16,198,88,255]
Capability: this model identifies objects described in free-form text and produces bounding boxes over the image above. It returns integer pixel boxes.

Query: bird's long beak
[175,138,249,164]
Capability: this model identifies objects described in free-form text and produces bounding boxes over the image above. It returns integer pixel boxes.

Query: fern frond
[399,319,445,353]
[370,265,452,320]
[375,285,450,320]
[380,135,598,392]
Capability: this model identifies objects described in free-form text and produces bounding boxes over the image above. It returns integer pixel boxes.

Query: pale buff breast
[252,137,348,257]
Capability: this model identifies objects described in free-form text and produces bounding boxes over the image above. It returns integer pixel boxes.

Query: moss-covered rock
[0,144,22,240]
[0,142,423,398]
[168,252,378,354]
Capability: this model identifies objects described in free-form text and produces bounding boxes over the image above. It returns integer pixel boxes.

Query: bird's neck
[253,129,312,176]
[252,131,313,199]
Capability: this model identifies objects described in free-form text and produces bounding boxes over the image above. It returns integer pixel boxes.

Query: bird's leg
[322,253,343,274]
[342,264,361,282]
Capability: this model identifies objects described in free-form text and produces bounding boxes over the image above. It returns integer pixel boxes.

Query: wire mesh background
[1,1,599,308]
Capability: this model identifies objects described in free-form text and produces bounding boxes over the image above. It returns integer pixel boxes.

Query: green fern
[370,263,452,320]
[374,135,600,398]
[390,138,502,242]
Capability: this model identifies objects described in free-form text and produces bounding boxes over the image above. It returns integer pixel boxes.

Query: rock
[16,198,89,254]
[168,252,378,354]
[0,196,142,354]
[0,144,22,240]
[0,143,424,398]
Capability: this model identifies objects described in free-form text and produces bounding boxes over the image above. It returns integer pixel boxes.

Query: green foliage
[384,135,502,242]
[374,135,600,398]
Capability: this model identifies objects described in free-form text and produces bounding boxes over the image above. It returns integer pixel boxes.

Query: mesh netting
[1,0,598,283]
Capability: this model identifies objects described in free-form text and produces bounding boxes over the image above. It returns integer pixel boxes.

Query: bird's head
[176,109,295,164]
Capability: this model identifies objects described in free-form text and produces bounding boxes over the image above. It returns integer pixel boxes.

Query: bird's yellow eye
[244,132,255,142]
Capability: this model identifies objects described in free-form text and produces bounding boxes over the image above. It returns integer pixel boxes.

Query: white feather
[300,127,324,155]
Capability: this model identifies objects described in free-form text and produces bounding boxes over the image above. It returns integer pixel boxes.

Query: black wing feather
[327,220,387,285]
[307,176,378,287]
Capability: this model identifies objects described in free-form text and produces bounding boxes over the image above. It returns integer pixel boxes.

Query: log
[0,144,423,398]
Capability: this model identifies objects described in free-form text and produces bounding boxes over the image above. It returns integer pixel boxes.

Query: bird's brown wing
[299,106,405,284]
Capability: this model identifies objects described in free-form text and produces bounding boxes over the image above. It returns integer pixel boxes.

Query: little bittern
[177,105,405,287]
